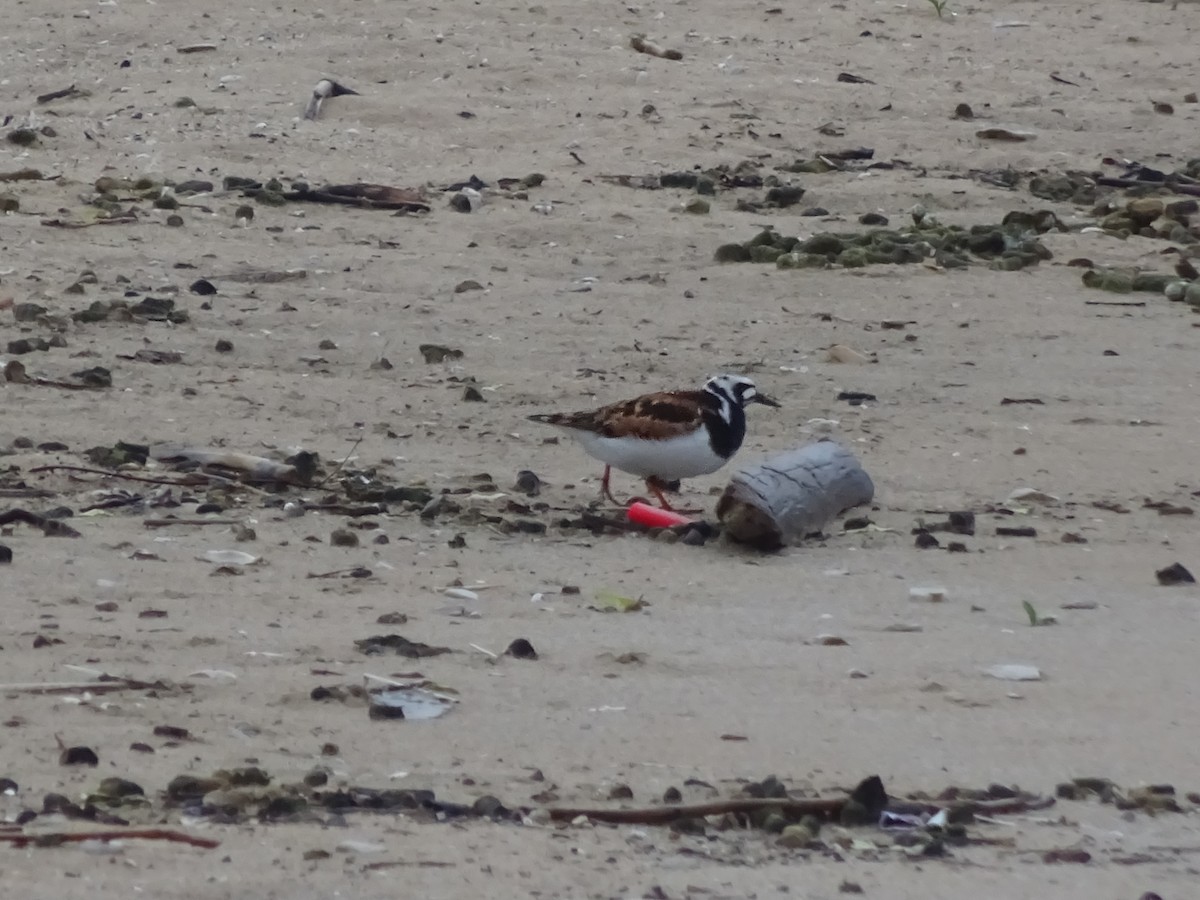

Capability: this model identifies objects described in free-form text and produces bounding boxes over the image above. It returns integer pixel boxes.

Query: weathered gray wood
[716,441,874,550]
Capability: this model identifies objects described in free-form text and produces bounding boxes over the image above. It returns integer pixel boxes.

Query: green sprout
[1023,600,1058,627]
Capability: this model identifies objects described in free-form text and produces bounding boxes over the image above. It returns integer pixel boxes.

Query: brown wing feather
[530,390,709,441]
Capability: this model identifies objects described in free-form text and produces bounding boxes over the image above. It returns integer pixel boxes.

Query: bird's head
[704,373,781,409]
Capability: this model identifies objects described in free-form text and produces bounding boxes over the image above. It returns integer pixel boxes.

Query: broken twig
[36,84,89,104]
[41,216,138,228]
[29,465,210,488]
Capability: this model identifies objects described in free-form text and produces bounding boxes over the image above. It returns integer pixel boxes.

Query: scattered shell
[909,587,946,603]
[1007,487,1059,505]
[826,344,873,365]
[368,688,454,721]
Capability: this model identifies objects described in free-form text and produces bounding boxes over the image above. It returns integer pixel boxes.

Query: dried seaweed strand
[0,828,218,849]
[547,796,847,825]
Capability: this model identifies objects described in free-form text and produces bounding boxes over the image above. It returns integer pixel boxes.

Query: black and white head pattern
[704,374,764,420]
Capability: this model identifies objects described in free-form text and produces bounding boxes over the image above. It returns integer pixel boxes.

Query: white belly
[568,427,726,480]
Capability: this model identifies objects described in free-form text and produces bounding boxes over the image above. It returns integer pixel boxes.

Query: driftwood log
[716,441,874,550]
[148,443,309,485]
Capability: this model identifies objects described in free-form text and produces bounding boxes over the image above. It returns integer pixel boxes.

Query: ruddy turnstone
[527,374,780,509]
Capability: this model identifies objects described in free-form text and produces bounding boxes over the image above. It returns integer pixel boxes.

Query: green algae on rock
[1081,268,1177,294]
[716,212,1063,271]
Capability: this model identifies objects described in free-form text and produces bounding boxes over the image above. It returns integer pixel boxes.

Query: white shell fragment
[200,549,261,566]
[985,664,1043,682]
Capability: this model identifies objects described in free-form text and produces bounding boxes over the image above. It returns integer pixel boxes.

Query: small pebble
[505,638,538,660]
[515,469,542,496]
[1156,562,1195,586]
[330,528,359,547]
[777,823,816,848]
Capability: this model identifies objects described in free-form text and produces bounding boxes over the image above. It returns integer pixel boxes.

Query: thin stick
[28,464,271,496]
[0,829,218,849]
[40,216,139,228]
[307,568,363,579]
[0,678,168,695]
[143,518,243,528]
[948,795,1056,815]
[29,465,208,487]
[315,435,364,489]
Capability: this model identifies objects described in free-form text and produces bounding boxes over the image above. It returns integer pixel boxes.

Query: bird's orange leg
[599,465,627,506]
[645,478,702,515]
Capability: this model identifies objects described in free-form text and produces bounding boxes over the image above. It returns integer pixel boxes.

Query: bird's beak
[753,393,781,408]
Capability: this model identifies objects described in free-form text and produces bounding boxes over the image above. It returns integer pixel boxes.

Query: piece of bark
[717,441,874,550]
[629,36,683,61]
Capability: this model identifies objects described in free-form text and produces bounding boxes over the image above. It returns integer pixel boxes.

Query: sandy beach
[3,0,1200,896]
